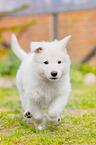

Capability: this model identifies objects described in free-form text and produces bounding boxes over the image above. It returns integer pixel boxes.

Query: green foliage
[70,71,83,83]
[0,83,96,144]
[71,63,96,75]
[78,64,96,75]
[0,51,20,76]
[70,64,96,83]
[0,33,3,43]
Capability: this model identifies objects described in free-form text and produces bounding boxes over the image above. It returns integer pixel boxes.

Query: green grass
[0,83,96,145]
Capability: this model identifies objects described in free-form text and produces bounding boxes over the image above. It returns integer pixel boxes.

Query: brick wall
[0,10,96,66]
[59,11,96,64]
[0,15,52,52]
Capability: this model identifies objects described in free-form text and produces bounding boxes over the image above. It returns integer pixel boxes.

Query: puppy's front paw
[24,111,32,118]
[47,114,61,125]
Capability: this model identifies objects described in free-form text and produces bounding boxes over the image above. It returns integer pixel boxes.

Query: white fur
[11,34,27,61]
[11,34,72,129]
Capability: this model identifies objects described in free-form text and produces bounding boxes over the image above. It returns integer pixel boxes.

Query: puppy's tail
[11,34,28,61]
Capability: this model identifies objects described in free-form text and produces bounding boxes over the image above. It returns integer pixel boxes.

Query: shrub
[0,50,20,76]
[70,64,96,83]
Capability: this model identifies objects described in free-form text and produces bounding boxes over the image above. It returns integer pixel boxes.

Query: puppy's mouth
[49,77,58,80]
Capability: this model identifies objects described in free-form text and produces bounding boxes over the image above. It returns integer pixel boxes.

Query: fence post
[52,13,58,40]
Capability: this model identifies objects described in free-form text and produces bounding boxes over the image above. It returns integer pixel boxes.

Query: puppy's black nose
[51,71,58,77]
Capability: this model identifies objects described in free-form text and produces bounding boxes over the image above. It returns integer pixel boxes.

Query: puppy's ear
[30,42,43,54]
[35,47,42,54]
[59,35,72,48]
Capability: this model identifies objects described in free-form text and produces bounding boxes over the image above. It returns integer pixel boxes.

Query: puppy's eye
[44,61,49,64]
[58,61,62,64]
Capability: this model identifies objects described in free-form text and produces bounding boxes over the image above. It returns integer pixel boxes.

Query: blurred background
[0,0,96,84]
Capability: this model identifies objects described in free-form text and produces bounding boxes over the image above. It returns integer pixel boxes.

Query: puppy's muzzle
[50,71,58,80]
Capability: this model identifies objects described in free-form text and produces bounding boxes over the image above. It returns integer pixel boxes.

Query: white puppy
[11,34,71,130]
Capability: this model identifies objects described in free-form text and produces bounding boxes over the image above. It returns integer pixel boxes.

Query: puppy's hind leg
[16,72,28,112]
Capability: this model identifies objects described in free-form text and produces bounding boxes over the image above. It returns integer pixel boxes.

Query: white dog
[11,34,71,130]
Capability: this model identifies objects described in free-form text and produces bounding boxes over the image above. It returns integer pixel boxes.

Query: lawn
[0,81,96,145]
